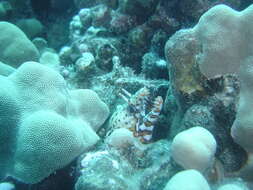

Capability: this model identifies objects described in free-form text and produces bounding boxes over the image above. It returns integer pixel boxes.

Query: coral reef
[163,3,253,188]
[2,0,253,190]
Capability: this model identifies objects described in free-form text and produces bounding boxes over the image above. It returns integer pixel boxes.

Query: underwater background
[1,0,253,190]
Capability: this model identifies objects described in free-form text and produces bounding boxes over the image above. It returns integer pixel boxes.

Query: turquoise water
[0,0,253,190]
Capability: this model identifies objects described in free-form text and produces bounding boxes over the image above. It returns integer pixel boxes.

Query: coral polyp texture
[0,62,109,184]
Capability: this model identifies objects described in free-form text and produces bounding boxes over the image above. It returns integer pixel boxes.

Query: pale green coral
[0,22,39,68]
[0,62,109,183]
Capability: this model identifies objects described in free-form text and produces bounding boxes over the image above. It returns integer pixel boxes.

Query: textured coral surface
[0,62,109,183]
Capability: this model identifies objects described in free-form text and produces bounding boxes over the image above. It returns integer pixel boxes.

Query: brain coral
[0,61,109,183]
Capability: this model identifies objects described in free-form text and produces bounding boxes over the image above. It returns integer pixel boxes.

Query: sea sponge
[171,127,216,172]
[0,62,109,183]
